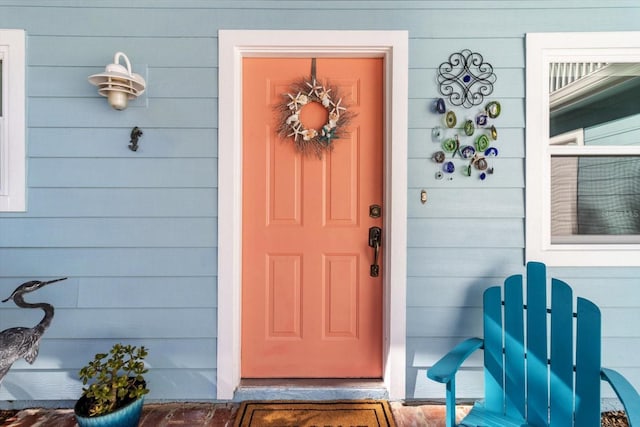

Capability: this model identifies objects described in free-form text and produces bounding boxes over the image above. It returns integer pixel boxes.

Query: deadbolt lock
[369,204,382,218]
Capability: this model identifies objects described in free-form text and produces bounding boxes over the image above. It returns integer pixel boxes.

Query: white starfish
[286,92,299,109]
[318,88,333,107]
[287,92,308,110]
[306,79,323,96]
[287,123,304,141]
[333,98,347,114]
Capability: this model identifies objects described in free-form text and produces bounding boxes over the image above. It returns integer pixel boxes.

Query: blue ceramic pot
[74,395,144,427]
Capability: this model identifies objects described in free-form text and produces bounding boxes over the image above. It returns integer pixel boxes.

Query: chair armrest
[601,367,640,427]
[427,337,484,384]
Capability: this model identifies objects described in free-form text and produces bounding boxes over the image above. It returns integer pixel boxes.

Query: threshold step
[234,379,388,401]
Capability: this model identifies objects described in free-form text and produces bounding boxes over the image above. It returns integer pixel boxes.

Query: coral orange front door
[241,57,384,378]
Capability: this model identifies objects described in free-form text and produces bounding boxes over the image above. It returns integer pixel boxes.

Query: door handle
[368,226,382,277]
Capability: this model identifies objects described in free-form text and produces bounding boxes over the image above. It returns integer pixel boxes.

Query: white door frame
[217,30,408,400]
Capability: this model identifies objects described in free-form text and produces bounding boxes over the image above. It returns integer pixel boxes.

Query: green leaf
[77,343,150,417]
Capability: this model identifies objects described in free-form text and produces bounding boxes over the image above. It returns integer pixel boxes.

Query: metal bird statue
[0,277,67,384]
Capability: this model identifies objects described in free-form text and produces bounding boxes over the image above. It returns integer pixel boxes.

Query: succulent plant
[77,344,149,417]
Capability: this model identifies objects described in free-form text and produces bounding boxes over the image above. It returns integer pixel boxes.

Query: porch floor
[1,401,460,426]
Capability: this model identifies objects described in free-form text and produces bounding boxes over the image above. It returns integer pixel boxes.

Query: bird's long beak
[44,277,68,286]
[34,277,68,293]
[1,277,68,303]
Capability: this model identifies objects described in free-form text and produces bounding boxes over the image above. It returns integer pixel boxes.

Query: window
[0,29,25,212]
[526,32,640,266]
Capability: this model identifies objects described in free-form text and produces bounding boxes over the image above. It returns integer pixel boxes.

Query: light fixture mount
[88,52,146,110]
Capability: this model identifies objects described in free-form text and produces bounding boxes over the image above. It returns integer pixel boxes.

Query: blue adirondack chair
[427,261,640,427]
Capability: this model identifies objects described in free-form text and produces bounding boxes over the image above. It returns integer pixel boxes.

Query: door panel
[242,57,383,378]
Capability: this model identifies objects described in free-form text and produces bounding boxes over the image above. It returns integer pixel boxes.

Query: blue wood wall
[0,0,638,405]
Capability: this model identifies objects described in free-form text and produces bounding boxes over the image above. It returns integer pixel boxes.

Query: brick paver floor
[0,402,463,426]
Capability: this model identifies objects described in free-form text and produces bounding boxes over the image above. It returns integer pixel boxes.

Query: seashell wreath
[276,78,354,157]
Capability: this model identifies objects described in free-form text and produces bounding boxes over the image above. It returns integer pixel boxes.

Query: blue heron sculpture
[0,278,67,383]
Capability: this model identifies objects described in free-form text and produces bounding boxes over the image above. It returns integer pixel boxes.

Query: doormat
[234,400,396,427]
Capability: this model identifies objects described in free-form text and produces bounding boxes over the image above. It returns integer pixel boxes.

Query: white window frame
[526,32,640,266]
[0,29,26,212]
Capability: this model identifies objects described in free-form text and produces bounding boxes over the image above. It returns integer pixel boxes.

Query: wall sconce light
[88,52,146,110]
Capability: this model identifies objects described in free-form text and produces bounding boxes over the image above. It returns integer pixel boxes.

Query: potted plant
[74,343,149,427]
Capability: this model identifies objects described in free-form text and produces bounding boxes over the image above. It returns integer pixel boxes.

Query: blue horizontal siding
[407,218,524,248]
[7,3,639,39]
[76,277,217,308]
[0,0,639,405]
[29,98,217,128]
[28,158,217,187]
[28,128,218,158]
[2,1,639,9]
[407,189,524,218]
[408,249,525,277]
[0,276,216,309]
[0,307,215,337]
[0,218,217,247]
[7,338,216,370]
[0,248,217,276]
[0,368,217,401]
[20,188,217,217]
[27,36,218,67]
[29,67,218,98]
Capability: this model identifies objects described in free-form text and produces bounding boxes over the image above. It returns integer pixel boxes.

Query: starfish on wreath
[333,98,347,115]
[317,87,333,107]
[287,122,304,141]
[275,76,355,157]
[287,92,308,110]
[305,79,323,97]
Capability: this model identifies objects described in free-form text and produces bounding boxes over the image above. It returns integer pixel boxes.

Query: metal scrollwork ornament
[437,49,496,108]
[429,50,501,183]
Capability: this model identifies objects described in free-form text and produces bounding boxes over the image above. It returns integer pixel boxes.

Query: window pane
[549,62,640,140]
[551,155,640,243]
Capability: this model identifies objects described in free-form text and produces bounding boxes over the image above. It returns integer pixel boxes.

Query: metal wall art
[437,49,496,108]
[430,50,500,182]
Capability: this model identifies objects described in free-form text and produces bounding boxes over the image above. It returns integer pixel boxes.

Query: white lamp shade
[88,52,146,110]
[106,90,130,111]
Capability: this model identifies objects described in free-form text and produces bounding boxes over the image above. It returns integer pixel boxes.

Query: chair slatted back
[575,296,602,426]
[482,262,602,426]
[483,285,503,412]
[526,264,548,426]
[549,277,573,426]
